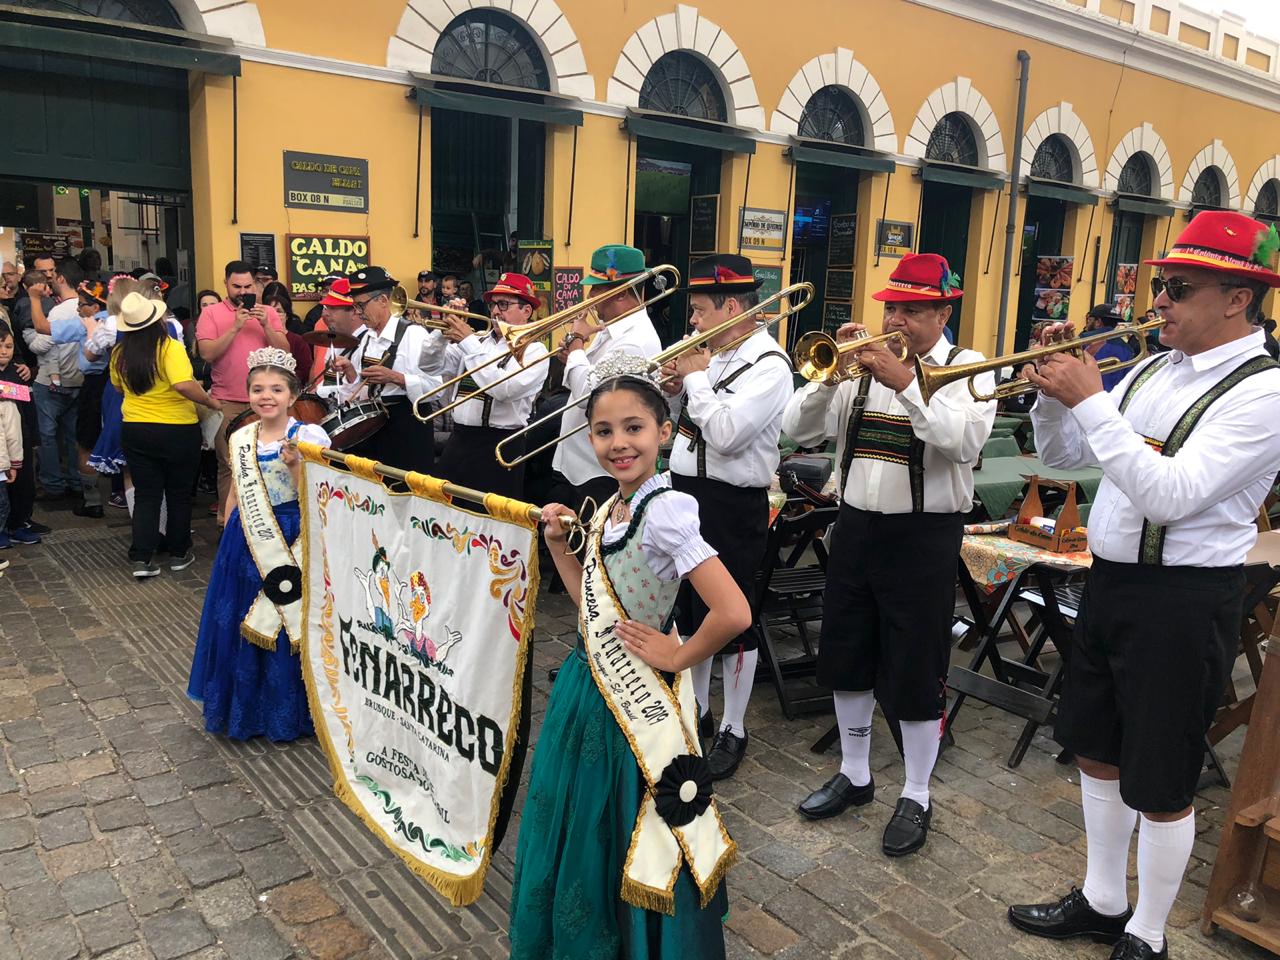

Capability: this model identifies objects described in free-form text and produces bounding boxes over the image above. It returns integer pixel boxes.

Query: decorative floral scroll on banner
[298,454,539,906]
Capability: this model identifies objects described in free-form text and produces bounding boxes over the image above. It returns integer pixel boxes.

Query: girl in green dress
[510,353,751,959]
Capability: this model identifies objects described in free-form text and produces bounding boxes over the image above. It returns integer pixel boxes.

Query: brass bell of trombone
[390,286,493,334]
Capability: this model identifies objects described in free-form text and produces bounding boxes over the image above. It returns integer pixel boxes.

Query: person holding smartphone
[196,259,290,527]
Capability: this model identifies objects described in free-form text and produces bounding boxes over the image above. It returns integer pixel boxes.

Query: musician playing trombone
[781,253,995,858]
[432,272,549,498]
[551,245,661,519]
[658,254,794,780]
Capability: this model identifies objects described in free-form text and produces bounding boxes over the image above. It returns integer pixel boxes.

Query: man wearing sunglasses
[1011,211,1280,960]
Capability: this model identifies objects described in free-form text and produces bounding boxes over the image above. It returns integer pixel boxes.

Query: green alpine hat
[582,244,648,286]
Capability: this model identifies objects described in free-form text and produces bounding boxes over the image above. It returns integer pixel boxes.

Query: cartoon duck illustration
[397,570,462,667]
[354,534,405,642]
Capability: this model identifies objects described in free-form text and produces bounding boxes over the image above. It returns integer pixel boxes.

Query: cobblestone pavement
[0,501,1272,960]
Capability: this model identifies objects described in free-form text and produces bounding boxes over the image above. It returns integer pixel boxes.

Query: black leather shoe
[797,773,875,820]
[1008,887,1132,943]
[698,710,715,742]
[706,729,747,780]
[1109,933,1166,960]
[882,798,932,856]
[73,503,104,519]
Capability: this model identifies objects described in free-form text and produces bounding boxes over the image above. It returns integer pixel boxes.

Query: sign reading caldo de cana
[283,151,369,213]
[288,235,371,300]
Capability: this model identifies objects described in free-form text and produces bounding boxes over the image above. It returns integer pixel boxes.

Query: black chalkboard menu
[552,266,584,315]
[825,269,854,302]
[690,195,719,254]
[823,301,852,328]
[828,214,856,268]
[240,232,276,273]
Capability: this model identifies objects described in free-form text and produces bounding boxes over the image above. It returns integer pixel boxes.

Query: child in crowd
[0,324,39,545]
[0,325,28,549]
[508,352,749,959]
[187,347,328,741]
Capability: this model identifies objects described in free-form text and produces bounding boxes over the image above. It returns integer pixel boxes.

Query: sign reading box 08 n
[284,151,369,213]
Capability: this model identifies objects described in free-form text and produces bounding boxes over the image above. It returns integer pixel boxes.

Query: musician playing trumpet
[659,253,794,779]
[781,253,995,857]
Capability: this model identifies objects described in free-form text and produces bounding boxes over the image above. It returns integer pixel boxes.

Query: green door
[0,50,189,191]
[918,180,972,339]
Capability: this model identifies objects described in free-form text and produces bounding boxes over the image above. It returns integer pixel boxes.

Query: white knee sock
[125,485,135,516]
[158,495,167,537]
[719,648,757,737]
[834,690,875,786]
[689,649,712,717]
[1080,772,1138,917]
[1125,812,1195,951]
[899,719,942,808]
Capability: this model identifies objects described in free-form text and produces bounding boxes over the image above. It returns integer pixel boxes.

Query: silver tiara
[585,350,661,392]
[247,346,297,374]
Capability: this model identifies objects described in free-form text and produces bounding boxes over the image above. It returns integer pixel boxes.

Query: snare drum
[321,399,388,451]
[223,407,259,444]
[292,392,330,425]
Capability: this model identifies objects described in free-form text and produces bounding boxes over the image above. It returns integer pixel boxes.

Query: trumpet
[413,265,681,424]
[794,329,910,385]
[494,282,816,467]
[391,286,493,334]
[916,318,1166,404]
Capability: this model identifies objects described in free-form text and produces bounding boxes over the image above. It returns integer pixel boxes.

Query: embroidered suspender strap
[579,492,736,913]
[232,422,305,652]
[1137,354,1279,566]
[1117,355,1170,415]
[838,376,874,487]
[678,351,791,479]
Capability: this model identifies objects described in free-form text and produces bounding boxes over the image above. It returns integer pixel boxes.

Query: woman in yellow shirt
[111,293,221,579]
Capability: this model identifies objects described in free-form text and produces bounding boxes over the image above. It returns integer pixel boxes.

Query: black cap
[347,266,397,296]
[684,253,762,293]
[254,265,278,279]
[1087,301,1125,325]
[417,270,436,281]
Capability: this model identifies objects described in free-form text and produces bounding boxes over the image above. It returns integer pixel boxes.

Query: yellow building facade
[11,0,1280,354]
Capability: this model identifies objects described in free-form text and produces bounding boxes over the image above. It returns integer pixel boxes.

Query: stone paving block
[141,907,215,960]
[266,877,342,925]
[240,842,310,891]
[77,902,139,956]
[176,841,245,888]
[726,903,802,955]
[22,761,71,792]
[176,759,235,791]
[148,798,202,837]
[0,791,30,820]
[191,785,262,827]
[796,867,880,922]
[108,825,161,864]
[45,838,110,879]
[10,739,59,769]
[295,915,370,960]
[218,816,283,853]
[13,919,81,960]
[750,839,820,880]
[134,773,187,808]
[7,878,69,925]
[36,807,91,848]
[84,774,135,804]
[0,846,48,889]
[120,751,171,780]
[168,826,221,857]
[217,915,293,960]
[63,868,126,915]
[863,910,957,960]
[2,717,47,742]
[95,797,150,832]
[116,861,185,916]
[194,878,259,928]
[67,753,118,782]
[28,783,86,818]
[766,885,859,948]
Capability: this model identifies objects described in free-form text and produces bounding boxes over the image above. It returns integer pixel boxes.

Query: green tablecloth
[972,455,1103,520]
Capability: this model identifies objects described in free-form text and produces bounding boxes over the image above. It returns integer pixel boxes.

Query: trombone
[916,317,1166,404]
[494,282,816,468]
[391,286,493,334]
[794,329,909,385]
[412,264,681,424]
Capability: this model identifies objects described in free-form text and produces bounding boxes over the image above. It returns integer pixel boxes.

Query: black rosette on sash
[262,564,303,605]
[654,754,713,827]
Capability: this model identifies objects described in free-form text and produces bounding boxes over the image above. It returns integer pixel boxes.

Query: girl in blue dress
[187,346,328,741]
[509,352,750,959]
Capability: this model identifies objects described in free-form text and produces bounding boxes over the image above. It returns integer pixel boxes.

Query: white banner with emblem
[297,447,539,905]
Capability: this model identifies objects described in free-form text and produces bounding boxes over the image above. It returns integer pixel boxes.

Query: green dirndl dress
[509,484,729,960]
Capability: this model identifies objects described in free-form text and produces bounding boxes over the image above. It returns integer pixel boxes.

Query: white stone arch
[168,0,265,45]
[1104,123,1175,201]
[1019,101,1099,189]
[903,77,1006,173]
[1245,156,1280,212]
[1179,140,1241,208]
[768,48,895,153]
[606,4,765,130]
[387,0,596,99]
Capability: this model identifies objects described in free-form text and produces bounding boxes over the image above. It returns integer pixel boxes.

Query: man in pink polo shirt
[196,258,290,525]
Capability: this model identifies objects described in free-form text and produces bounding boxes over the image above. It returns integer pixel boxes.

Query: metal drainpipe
[996,50,1031,355]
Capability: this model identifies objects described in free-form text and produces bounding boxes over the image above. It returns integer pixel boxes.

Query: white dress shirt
[315,314,443,406]
[439,332,549,428]
[667,328,794,488]
[553,305,662,486]
[1032,329,1280,567]
[781,337,997,514]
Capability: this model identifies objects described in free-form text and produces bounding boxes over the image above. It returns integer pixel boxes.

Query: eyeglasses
[353,296,382,314]
[490,300,522,312]
[1151,276,1240,303]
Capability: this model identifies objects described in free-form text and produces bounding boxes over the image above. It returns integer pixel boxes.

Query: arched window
[1117,153,1154,197]
[9,0,181,26]
[798,86,864,146]
[1257,179,1280,218]
[432,9,549,91]
[925,112,980,167]
[1191,167,1224,208]
[639,52,727,122]
[1030,134,1075,183]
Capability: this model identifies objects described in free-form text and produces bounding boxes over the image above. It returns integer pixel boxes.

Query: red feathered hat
[1145,210,1280,287]
[872,253,963,302]
[482,273,541,309]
